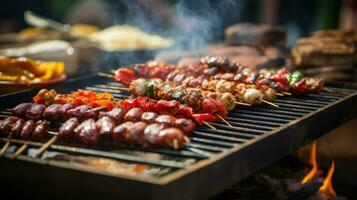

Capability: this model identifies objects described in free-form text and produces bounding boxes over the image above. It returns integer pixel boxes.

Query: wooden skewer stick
[202,121,216,130]
[217,115,232,127]
[94,84,130,91]
[323,88,333,93]
[34,135,58,158]
[276,93,284,96]
[282,92,292,95]
[262,99,279,108]
[97,72,115,78]
[183,136,190,143]
[10,143,28,159]
[0,140,10,157]
[110,69,116,74]
[235,102,252,106]
[173,139,179,150]
[117,87,130,91]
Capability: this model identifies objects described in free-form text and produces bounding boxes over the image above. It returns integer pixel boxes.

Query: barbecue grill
[0,74,356,200]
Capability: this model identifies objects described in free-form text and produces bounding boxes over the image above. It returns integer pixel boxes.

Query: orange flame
[319,161,337,197]
[301,141,318,184]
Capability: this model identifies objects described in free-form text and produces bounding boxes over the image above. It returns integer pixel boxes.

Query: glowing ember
[301,141,318,184]
[319,161,337,197]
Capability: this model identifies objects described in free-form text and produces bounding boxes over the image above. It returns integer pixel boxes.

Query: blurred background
[1,0,356,45]
[0,0,356,81]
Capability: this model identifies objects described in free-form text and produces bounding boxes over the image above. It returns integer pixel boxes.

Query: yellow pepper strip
[0,74,19,81]
[38,62,55,81]
[53,62,65,77]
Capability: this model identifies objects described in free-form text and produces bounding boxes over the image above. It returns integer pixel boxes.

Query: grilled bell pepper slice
[293,79,307,94]
[290,71,304,85]
[201,98,228,117]
[193,113,217,125]
[114,68,137,86]
[155,100,180,115]
[176,105,194,119]
[88,100,114,110]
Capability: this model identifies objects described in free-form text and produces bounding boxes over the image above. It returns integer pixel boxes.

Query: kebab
[199,56,324,94]
[0,116,54,157]
[58,107,195,149]
[108,60,278,107]
[125,77,278,110]
[27,89,224,127]
[213,67,324,94]
[112,56,324,95]
[2,106,195,149]
[103,69,268,109]
[165,73,278,105]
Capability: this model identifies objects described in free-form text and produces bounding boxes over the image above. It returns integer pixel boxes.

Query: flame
[319,161,337,197]
[301,141,318,184]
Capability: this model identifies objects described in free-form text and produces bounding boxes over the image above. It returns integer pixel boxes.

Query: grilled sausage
[2,116,19,136]
[155,115,175,128]
[143,123,166,146]
[159,128,184,149]
[140,112,159,124]
[83,106,106,119]
[75,119,99,145]
[124,108,144,122]
[123,122,148,145]
[67,105,92,119]
[26,104,46,120]
[20,120,35,139]
[9,118,25,138]
[43,104,62,121]
[99,107,124,124]
[58,117,79,140]
[58,103,75,119]
[174,118,196,135]
[96,116,116,138]
[32,120,49,140]
[113,121,134,143]
[11,103,33,116]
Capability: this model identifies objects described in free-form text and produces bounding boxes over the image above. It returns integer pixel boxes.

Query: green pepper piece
[290,71,304,85]
[172,91,183,100]
[145,79,156,98]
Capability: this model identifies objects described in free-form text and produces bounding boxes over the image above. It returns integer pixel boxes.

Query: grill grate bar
[239,107,306,116]
[228,113,290,123]
[225,117,282,127]
[189,137,235,148]
[231,110,297,120]
[185,143,226,152]
[304,93,341,100]
[262,106,310,114]
[0,138,188,168]
[227,121,273,131]
[193,131,247,143]
[195,127,257,138]
[125,147,209,159]
[271,102,318,111]
[86,86,122,94]
[274,99,329,107]
[282,96,335,104]
[210,123,266,135]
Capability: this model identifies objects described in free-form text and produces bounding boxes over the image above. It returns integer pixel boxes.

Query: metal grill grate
[0,74,356,200]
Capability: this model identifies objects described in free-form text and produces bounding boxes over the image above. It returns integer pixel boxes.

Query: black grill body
[0,75,356,200]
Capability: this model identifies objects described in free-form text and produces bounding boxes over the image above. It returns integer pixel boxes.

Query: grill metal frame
[0,74,356,200]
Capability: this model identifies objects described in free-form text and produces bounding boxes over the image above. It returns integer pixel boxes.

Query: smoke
[95,0,246,69]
